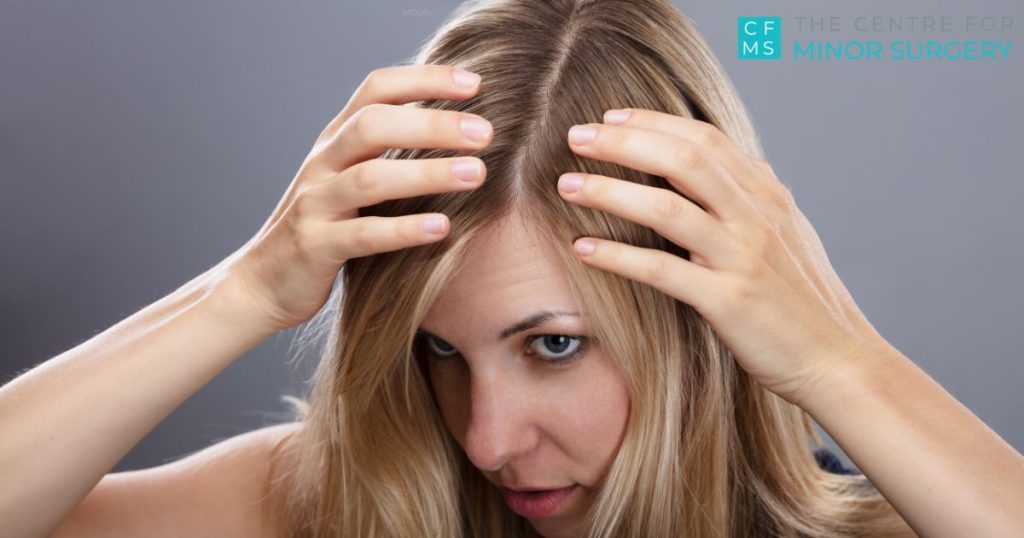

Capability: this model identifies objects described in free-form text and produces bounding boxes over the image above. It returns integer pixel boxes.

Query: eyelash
[416,332,588,366]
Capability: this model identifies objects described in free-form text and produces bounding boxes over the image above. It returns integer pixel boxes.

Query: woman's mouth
[500,484,578,518]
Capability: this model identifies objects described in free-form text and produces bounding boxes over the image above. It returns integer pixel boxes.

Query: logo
[736,15,1013,62]
[738,17,781,60]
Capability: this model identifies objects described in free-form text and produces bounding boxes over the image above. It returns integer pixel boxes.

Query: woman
[4,0,1022,537]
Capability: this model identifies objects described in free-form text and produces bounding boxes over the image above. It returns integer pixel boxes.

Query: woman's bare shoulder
[52,421,304,538]
[173,421,306,536]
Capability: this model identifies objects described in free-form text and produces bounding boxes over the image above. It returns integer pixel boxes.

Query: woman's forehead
[421,266,578,340]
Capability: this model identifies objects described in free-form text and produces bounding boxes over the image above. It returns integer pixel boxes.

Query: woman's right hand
[214,64,491,334]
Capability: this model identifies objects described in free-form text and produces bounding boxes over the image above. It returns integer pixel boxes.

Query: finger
[601,109,774,195]
[599,111,818,297]
[302,156,486,218]
[557,172,746,270]
[321,64,482,142]
[566,123,755,223]
[571,236,718,313]
[323,104,492,172]
[315,213,451,263]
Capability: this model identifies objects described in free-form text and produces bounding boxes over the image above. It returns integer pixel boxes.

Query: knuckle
[350,217,378,253]
[754,158,775,175]
[652,191,686,223]
[741,243,770,278]
[397,216,419,242]
[599,125,624,148]
[349,161,379,193]
[351,103,385,142]
[672,142,704,170]
[293,184,317,216]
[642,253,670,285]
[581,173,604,198]
[759,183,794,214]
[363,68,386,93]
[436,111,464,142]
[696,123,726,149]
[772,185,796,211]
[723,279,754,312]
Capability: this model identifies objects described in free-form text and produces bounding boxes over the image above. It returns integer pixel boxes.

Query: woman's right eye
[421,333,459,358]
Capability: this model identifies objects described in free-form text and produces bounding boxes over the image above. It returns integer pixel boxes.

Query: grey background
[1,0,1020,474]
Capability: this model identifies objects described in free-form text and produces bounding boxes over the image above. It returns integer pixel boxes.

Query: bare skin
[419,213,631,538]
[0,63,490,537]
[51,422,301,537]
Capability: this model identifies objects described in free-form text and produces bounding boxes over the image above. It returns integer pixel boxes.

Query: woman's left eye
[527,334,587,365]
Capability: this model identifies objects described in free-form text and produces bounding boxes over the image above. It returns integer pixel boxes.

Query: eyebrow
[417,310,581,344]
[496,310,581,342]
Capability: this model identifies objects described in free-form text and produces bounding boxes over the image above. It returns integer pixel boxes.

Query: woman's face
[418,216,631,537]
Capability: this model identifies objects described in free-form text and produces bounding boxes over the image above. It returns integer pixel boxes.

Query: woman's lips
[500,484,578,518]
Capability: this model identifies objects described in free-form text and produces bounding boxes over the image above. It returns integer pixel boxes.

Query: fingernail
[558,173,585,193]
[568,124,598,145]
[574,238,596,255]
[452,157,482,182]
[453,67,481,88]
[604,109,631,124]
[460,117,492,142]
[420,216,447,234]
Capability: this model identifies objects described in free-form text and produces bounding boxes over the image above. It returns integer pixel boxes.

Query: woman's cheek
[555,356,632,464]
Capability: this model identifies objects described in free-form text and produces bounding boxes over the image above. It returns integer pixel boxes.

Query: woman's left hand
[559,108,888,408]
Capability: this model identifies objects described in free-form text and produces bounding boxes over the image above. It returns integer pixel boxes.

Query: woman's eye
[528,335,587,365]
[423,334,459,357]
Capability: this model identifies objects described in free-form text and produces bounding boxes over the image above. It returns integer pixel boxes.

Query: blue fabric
[813,447,858,475]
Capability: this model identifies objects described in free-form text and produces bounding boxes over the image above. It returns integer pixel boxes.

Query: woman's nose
[461,374,539,473]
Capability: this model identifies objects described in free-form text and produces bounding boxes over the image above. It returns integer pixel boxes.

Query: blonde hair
[270,0,914,536]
